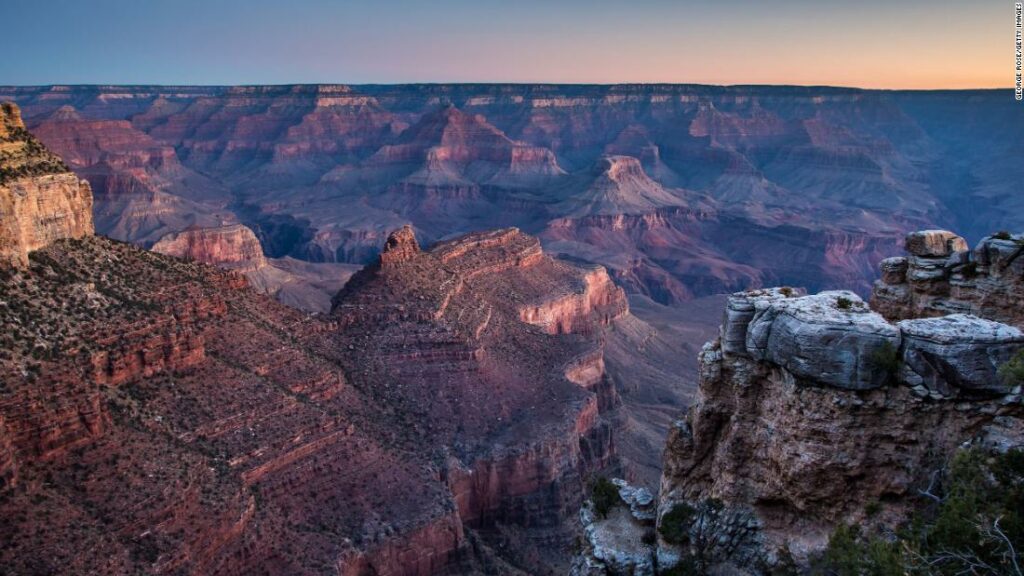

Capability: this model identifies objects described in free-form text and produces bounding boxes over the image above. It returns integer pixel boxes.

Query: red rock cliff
[0,102,93,267]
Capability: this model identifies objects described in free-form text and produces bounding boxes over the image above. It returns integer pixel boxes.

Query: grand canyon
[2,81,1023,576]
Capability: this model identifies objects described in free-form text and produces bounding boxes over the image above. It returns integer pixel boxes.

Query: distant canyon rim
[2,84,1021,311]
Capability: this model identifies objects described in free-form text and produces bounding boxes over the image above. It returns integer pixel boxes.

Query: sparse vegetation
[591,476,621,519]
[811,448,1024,576]
[999,349,1024,388]
[836,296,853,310]
[659,502,696,544]
[779,287,795,297]
[869,341,901,380]
[993,231,1013,241]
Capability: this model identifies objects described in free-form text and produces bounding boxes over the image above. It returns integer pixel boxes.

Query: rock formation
[150,223,359,313]
[872,229,1024,327]
[152,223,268,271]
[643,230,1024,574]
[573,479,658,576]
[0,102,93,267]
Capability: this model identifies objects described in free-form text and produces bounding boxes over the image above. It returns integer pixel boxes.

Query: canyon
[3,84,1023,575]
[0,112,655,574]
[1,85,1020,306]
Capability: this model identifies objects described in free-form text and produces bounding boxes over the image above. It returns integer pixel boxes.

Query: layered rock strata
[871,229,1024,327]
[1,118,633,575]
[0,103,93,267]
[2,223,629,575]
[152,223,268,271]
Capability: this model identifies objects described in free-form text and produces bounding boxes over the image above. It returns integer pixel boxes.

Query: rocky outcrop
[378,224,420,267]
[519,267,628,335]
[871,229,1024,327]
[573,479,658,576]
[0,103,93,267]
[152,223,267,271]
[328,225,627,572]
[646,238,1024,574]
[898,314,1024,397]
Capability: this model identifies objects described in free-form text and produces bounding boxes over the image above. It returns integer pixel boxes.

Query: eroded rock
[898,314,1024,396]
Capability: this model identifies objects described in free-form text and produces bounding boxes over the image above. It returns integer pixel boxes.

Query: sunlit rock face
[5,85,1021,301]
[0,103,93,268]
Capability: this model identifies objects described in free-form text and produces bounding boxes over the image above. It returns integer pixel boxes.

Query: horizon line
[0,82,1016,93]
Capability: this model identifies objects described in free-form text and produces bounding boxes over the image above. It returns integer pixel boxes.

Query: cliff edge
[0,102,93,267]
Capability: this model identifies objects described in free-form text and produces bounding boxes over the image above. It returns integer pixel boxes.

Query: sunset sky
[0,0,1010,89]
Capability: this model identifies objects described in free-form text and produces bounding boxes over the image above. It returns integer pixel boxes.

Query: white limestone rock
[721,287,803,357]
[879,257,908,284]
[745,291,901,390]
[898,314,1024,396]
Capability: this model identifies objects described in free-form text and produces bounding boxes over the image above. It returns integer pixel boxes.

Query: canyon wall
[1,224,631,574]
[0,103,93,267]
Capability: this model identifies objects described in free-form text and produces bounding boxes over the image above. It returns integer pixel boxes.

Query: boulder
[612,478,657,522]
[898,314,1024,396]
[720,288,803,357]
[746,291,901,390]
[904,230,968,258]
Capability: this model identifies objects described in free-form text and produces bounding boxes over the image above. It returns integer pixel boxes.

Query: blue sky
[0,0,1008,88]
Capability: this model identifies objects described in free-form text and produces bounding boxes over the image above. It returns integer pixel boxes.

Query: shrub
[836,296,853,310]
[868,341,901,379]
[659,502,696,545]
[779,287,795,297]
[812,448,1024,576]
[813,524,903,576]
[591,476,621,519]
[998,349,1024,388]
[993,231,1013,240]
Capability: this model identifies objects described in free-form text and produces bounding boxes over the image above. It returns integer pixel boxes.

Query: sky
[0,0,1010,89]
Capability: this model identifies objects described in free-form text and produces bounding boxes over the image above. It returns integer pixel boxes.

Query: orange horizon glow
[0,0,1013,90]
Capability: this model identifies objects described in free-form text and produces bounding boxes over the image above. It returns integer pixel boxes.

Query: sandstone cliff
[0,102,93,267]
[152,223,268,271]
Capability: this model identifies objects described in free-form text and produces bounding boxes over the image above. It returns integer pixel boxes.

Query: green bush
[836,296,853,310]
[591,476,621,519]
[812,448,1024,576]
[993,231,1013,240]
[659,502,696,545]
[998,349,1024,388]
[868,341,901,379]
[813,524,903,576]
